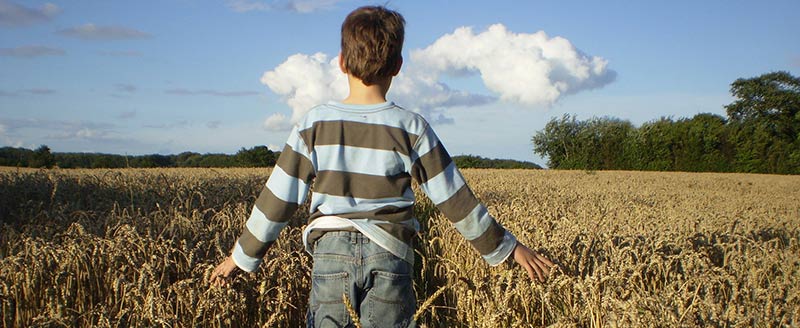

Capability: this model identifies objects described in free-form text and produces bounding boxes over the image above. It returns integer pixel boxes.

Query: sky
[1,0,799,166]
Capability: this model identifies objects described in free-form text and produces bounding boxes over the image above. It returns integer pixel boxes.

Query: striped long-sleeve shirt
[231,101,517,272]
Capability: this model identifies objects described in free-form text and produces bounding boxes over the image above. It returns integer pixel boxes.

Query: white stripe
[419,162,466,205]
[265,165,308,204]
[309,191,415,215]
[231,243,261,272]
[245,207,289,243]
[453,204,493,240]
[315,145,410,176]
[482,231,518,267]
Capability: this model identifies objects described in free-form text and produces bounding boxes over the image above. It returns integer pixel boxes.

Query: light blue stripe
[453,204,493,240]
[419,162,466,205]
[286,127,314,160]
[245,207,289,243]
[231,243,262,272]
[315,145,410,176]
[299,103,428,137]
[482,230,518,267]
[411,126,438,161]
[265,165,308,204]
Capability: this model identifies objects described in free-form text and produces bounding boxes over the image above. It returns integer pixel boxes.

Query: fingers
[528,258,545,282]
[532,253,553,278]
[209,257,237,287]
[535,252,555,268]
[522,260,536,281]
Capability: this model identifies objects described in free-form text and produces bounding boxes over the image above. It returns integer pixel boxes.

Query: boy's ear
[338,53,348,74]
[392,55,403,76]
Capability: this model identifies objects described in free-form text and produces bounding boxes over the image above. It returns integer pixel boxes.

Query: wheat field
[0,167,798,327]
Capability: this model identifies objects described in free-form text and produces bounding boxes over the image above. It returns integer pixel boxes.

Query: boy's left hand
[210,256,240,287]
[512,242,554,282]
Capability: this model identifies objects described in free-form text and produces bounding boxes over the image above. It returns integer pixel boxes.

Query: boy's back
[211,5,554,328]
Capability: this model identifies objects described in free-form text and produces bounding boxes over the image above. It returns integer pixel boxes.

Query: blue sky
[1,0,798,166]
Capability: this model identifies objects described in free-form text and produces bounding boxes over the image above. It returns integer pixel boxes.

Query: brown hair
[340,6,405,85]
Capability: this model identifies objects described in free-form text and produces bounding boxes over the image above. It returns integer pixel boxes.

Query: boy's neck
[341,75,392,105]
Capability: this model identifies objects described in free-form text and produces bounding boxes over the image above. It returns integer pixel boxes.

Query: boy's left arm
[411,124,553,281]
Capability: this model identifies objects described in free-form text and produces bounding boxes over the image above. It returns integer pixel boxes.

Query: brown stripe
[238,228,274,258]
[314,170,411,199]
[254,186,299,222]
[309,205,414,224]
[434,184,480,223]
[276,144,315,183]
[468,222,506,255]
[299,120,418,156]
[411,142,452,184]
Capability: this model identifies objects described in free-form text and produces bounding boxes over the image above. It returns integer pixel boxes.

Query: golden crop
[0,168,798,327]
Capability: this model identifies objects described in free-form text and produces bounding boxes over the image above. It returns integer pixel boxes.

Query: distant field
[1,167,798,327]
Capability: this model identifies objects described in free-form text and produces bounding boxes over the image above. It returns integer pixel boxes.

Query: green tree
[725,71,800,174]
[29,145,55,168]
[235,146,276,167]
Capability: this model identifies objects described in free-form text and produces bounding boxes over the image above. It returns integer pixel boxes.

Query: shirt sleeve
[410,123,517,266]
[231,125,316,272]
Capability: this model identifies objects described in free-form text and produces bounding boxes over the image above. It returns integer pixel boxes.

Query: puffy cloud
[260,52,490,127]
[263,113,293,132]
[0,0,59,27]
[260,24,614,126]
[411,24,615,107]
[0,45,65,58]
[226,0,343,13]
[57,23,151,41]
[260,53,348,126]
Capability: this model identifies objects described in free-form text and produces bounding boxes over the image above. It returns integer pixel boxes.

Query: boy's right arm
[211,126,315,283]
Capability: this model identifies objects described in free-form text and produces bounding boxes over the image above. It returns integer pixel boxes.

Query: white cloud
[260,24,615,126]
[57,23,151,41]
[263,113,293,132]
[411,24,615,107]
[0,45,64,58]
[226,0,343,13]
[260,53,348,126]
[0,1,59,27]
[206,120,221,129]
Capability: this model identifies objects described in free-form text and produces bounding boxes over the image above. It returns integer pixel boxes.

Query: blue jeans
[307,231,416,328]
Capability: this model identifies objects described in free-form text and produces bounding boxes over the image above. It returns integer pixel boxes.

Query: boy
[211,5,554,327]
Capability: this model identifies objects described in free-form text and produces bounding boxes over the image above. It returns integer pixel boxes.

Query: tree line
[0,145,278,169]
[0,146,541,170]
[532,71,800,174]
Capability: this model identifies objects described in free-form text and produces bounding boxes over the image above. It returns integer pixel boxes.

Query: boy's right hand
[210,256,240,287]
[512,242,554,282]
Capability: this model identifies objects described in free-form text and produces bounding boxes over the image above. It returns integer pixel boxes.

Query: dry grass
[0,167,798,327]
